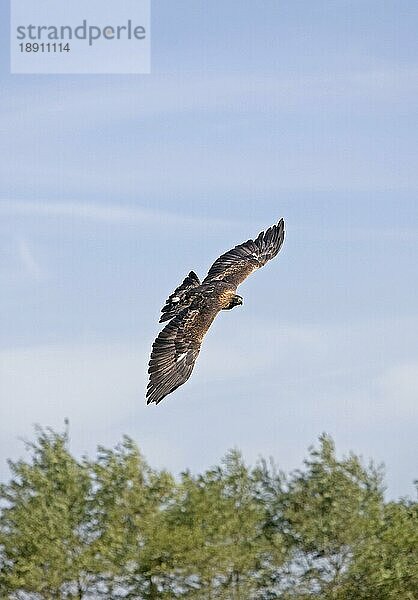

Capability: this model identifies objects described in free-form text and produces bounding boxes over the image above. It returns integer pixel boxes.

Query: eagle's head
[231,294,243,308]
[222,294,243,311]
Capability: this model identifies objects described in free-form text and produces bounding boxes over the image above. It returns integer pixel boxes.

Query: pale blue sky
[1,1,417,498]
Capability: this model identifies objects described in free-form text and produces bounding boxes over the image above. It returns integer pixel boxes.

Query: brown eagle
[146,218,285,405]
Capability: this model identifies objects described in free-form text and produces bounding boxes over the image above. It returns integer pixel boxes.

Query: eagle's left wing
[203,218,285,288]
[146,304,216,405]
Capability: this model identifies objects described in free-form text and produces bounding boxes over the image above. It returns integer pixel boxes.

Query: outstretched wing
[203,218,285,288]
[147,303,216,405]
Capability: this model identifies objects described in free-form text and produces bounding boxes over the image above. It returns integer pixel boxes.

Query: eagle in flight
[146,218,285,405]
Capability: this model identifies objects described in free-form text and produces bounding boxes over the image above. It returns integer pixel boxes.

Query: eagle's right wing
[203,219,285,288]
[147,303,216,405]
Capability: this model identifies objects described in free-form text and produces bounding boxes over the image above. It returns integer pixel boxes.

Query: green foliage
[0,429,416,599]
[272,434,386,598]
[343,499,418,599]
[0,426,91,598]
[159,449,288,598]
[85,436,175,598]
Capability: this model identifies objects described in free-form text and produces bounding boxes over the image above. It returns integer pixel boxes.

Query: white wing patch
[176,352,188,363]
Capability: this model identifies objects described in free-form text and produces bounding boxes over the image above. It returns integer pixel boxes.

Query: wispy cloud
[2,68,418,127]
[0,237,44,283]
[17,238,43,280]
[2,68,418,198]
[0,200,232,227]
[0,342,145,430]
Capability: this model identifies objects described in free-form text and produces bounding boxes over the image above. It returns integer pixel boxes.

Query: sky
[0,1,417,499]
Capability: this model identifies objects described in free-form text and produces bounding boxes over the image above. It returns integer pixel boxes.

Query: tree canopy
[0,428,416,599]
